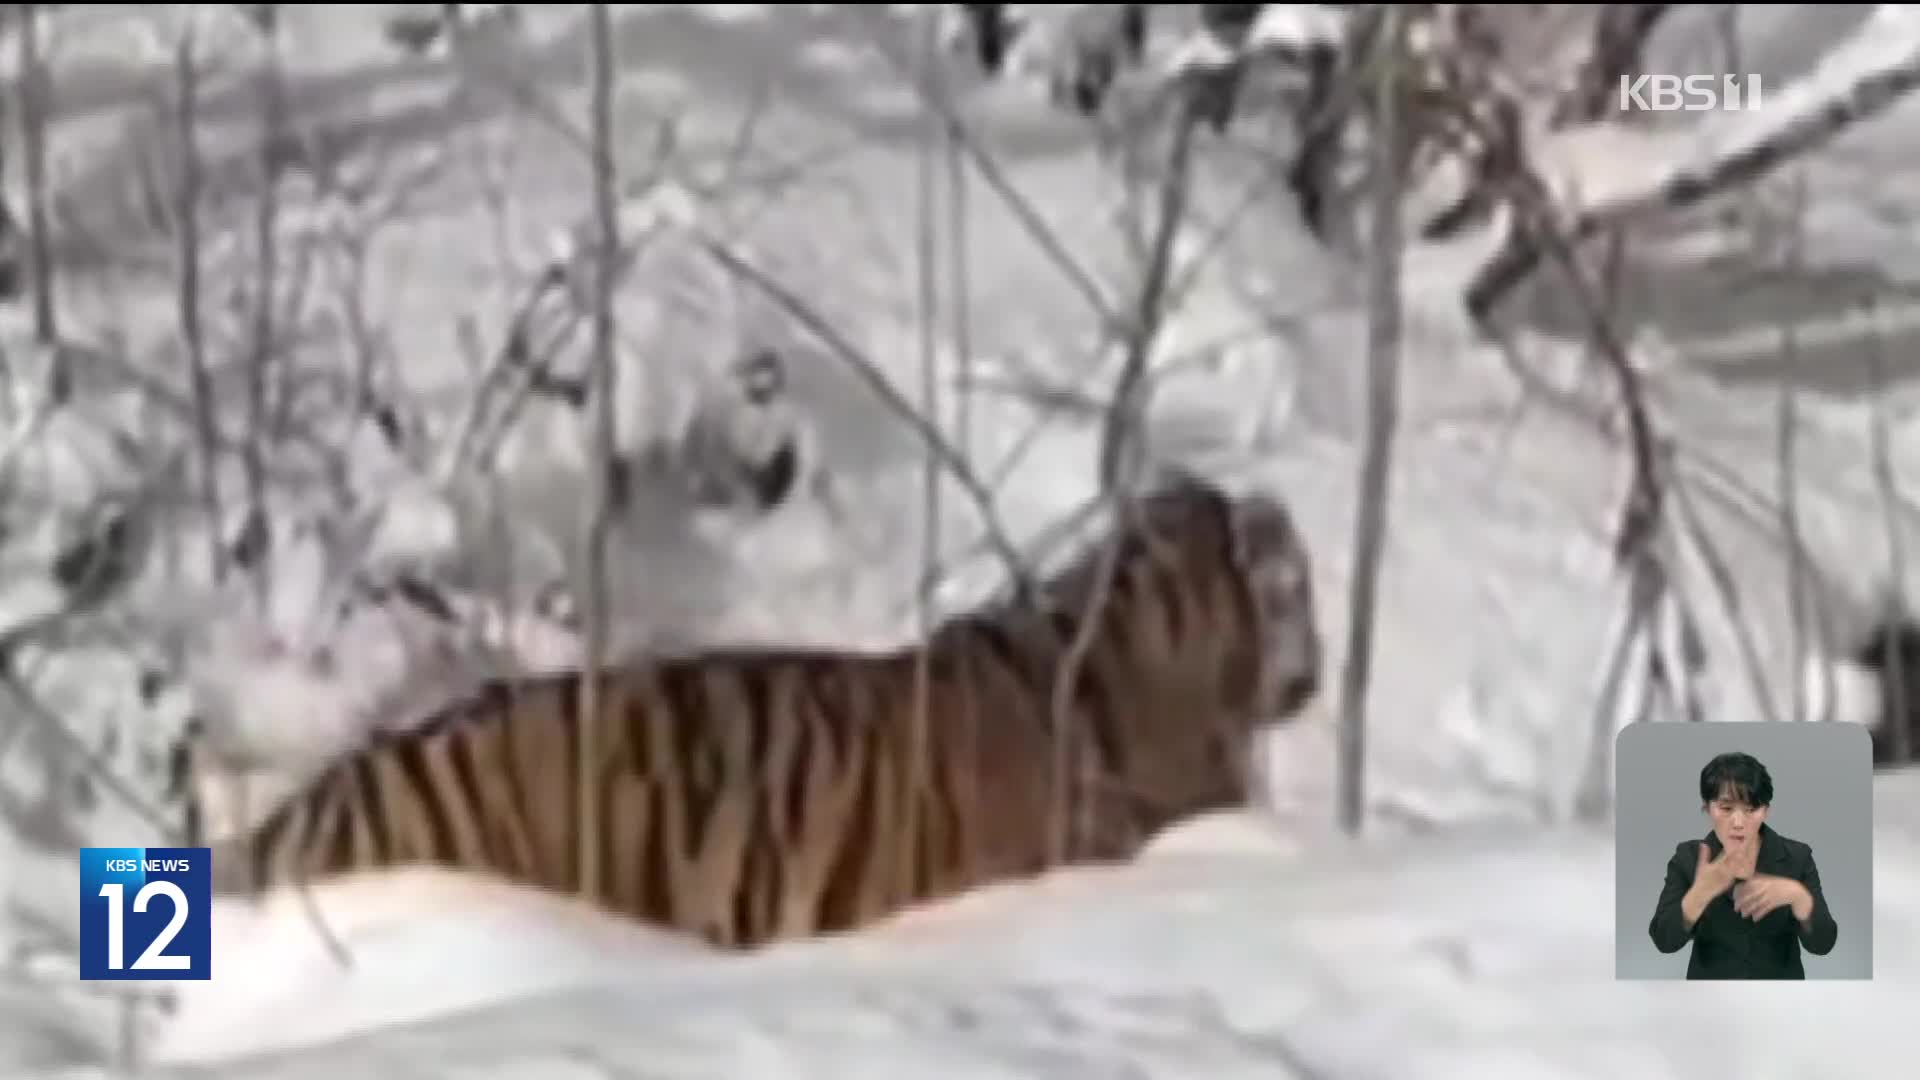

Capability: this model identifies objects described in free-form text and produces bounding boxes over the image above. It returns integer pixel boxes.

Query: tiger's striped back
[192,468,1321,949]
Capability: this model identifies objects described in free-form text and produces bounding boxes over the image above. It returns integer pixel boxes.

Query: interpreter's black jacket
[1647,822,1840,980]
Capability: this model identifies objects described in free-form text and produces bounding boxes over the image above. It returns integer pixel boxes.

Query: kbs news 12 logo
[79,847,212,981]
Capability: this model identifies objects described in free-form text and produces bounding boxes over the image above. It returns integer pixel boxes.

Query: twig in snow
[1478,335,1786,734]
[435,117,681,486]
[1498,185,1673,821]
[1565,222,1667,820]
[1493,167,1665,571]
[293,875,355,972]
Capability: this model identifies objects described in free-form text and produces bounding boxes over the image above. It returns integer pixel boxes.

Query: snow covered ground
[4,3,1920,1077]
[9,775,1920,1078]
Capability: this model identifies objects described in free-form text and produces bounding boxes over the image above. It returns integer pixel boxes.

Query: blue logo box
[78,847,211,981]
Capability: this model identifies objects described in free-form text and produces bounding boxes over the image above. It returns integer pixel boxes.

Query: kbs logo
[78,847,212,981]
[1619,74,1766,113]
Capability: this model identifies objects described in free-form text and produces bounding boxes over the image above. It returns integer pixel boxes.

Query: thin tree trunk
[575,0,618,903]
[0,8,13,306]
[20,3,55,342]
[1776,175,1808,721]
[174,22,224,585]
[1336,6,1407,836]
[907,4,942,901]
[243,5,285,611]
[1865,301,1913,764]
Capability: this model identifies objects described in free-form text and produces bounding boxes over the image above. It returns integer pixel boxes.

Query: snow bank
[11,768,1900,1078]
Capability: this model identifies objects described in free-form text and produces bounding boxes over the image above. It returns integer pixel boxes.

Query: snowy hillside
[4,3,1920,1077]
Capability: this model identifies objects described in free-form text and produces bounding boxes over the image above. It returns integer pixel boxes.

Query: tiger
[178,465,1322,950]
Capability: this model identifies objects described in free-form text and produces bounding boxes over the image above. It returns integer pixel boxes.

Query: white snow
[16,780,1920,1077]
[5,3,1920,1078]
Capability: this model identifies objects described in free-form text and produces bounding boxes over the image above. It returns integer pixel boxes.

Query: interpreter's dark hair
[1699,752,1774,809]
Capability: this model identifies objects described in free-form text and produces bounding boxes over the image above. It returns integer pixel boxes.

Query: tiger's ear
[1137,459,1219,501]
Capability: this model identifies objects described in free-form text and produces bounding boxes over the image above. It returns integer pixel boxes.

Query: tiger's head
[1215,478,1322,725]
[1033,466,1323,831]
[1115,467,1322,727]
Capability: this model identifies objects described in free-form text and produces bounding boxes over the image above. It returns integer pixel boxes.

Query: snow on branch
[1468,4,1920,321]
[1548,4,1676,128]
[507,182,1040,603]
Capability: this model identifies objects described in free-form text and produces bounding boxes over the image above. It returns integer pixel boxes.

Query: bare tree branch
[1048,84,1201,863]
[848,7,1118,328]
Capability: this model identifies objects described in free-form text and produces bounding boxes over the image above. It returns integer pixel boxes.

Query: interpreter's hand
[1733,874,1812,922]
[1694,837,1755,897]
